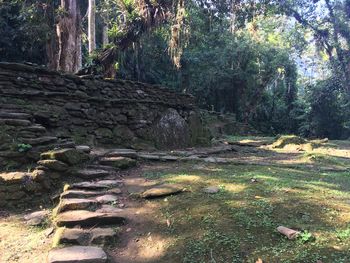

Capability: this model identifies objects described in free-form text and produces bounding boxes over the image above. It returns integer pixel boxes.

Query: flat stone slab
[0,118,31,126]
[141,184,185,198]
[75,169,110,179]
[203,186,220,194]
[61,190,106,199]
[37,159,69,171]
[47,246,107,263]
[95,194,119,204]
[137,154,161,161]
[55,227,118,246]
[0,172,30,183]
[99,156,136,169]
[106,149,137,158]
[0,112,31,119]
[54,198,97,214]
[159,155,179,161]
[55,210,126,227]
[69,180,121,190]
[95,205,123,213]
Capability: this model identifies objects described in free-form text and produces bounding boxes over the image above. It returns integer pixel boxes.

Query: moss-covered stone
[41,148,89,165]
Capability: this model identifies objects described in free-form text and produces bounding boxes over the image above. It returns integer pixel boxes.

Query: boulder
[151,108,190,149]
[41,148,89,165]
[47,246,107,263]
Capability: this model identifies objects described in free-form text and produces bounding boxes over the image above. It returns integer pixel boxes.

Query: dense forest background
[1,0,349,139]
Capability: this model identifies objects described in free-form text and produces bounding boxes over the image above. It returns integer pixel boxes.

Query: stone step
[61,188,122,199]
[105,149,138,158]
[68,180,122,191]
[55,210,126,227]
[95,205,123,213]
[47,246,107,263]
[0,118,31,126]
[61,190,108,199]
[37,159,69,171]
[86,164,116,171]
[74,169,110,179]
[99,156,137,169]
[54,227,118,246]
[95,194,119,204]
[0,112,32,120]
[54,198,98,214]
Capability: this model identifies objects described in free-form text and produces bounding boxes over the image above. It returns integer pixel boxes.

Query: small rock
[277,226,300,240]
[47,246,107,263]
[203,186,220,194]
[24,210,49,226]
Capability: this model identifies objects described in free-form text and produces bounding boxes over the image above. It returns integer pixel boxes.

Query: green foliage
[0,0,55,64]
[17,143,32,152]
[297,230,315,244]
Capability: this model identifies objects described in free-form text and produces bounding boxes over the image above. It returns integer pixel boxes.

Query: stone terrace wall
[0,63,209,152]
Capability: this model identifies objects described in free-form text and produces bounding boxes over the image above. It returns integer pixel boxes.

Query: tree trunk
[88,0,96,54]
[56,0,82,73]
[102,20,109,46]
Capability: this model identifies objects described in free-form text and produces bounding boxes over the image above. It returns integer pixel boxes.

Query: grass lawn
[137,139,350,263]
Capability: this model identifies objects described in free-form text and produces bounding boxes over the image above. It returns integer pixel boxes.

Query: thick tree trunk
[88,0,96,53]
[56,0,82,73]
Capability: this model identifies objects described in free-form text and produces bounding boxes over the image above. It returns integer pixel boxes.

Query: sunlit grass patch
[141,159,350,263]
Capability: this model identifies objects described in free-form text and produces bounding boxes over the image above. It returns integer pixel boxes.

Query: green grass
[141,162,350,263]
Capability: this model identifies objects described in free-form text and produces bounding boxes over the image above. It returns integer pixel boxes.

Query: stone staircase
[47,158,134,262]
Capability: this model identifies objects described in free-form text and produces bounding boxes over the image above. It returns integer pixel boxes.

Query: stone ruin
[0,62,210,208]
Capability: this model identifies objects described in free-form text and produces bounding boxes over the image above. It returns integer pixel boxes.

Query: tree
[88,0,96,54]
[56,0,82,72]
